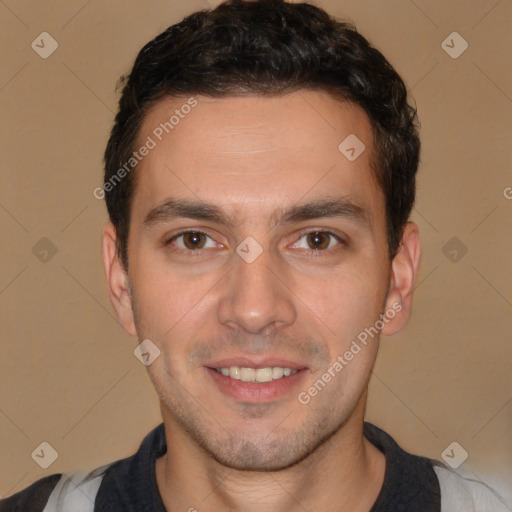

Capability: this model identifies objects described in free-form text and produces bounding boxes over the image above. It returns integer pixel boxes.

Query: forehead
[131,91,383,224]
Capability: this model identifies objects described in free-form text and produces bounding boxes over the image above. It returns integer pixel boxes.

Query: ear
[102,223,137,336]
[381,221,421,336]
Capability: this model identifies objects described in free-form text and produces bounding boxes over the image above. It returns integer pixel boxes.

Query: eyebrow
[143,197,371,230]
[143,198,234,228]
[276,197,370,228]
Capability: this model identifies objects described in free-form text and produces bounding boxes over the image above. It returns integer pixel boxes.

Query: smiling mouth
[214,366,299,383]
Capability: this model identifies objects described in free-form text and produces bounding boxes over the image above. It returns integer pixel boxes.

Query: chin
[205,437,310,472]
[193,416,341,472]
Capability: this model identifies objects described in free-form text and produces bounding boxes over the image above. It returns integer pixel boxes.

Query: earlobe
[102,223,137,337]
[381,222,421,336]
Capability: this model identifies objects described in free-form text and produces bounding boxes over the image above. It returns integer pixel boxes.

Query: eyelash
[164,229,215,255]
[165,229,345,257]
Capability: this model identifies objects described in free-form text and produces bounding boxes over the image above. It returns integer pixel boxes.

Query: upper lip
[206,357,307,371]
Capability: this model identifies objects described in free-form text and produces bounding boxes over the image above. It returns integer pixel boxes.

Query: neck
[156,394,386,512]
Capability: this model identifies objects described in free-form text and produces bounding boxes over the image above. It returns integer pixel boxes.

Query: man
[1,0,509,511]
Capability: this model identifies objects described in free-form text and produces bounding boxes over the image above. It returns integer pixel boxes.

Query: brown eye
[182,232,207,249]
[167,230,221,253]
[306,231,331,250]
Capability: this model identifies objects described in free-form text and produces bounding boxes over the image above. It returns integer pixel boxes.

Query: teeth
[272,367,284,379]
[255,367,273,382]
[229,366,241,380]
[216,366,298,382]
[240,367,256,382]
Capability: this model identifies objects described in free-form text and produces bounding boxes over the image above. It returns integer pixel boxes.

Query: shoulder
[0,424,166,512]
[364,422,511,512]
[433,464,511,512]
[0,474,62,512]
[0,464,110,512]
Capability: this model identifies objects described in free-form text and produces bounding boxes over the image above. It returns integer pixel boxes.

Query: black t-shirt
[0,422,442,511]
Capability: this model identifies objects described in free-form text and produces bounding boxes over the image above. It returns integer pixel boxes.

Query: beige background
[1,0,511,504]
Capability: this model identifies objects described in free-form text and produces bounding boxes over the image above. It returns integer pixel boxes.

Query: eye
[292,231,342,251]
[168,231,219,251]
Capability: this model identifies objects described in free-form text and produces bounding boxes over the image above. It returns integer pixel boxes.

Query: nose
[217,245,296,335]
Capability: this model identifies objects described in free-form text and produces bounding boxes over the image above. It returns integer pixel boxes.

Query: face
[103,90,419,471]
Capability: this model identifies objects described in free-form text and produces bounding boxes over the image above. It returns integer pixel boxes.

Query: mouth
[205,358,308,403]
[215,366,298,382]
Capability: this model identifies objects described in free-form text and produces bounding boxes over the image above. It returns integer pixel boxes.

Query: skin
[103,90,421,512]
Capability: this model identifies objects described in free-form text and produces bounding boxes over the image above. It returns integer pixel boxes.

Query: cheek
[293,265,387,341]
[130,260,220,349]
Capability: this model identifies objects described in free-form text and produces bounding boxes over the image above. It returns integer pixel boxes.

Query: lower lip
[205,367,307,403]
